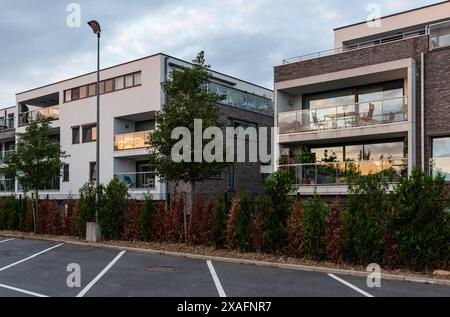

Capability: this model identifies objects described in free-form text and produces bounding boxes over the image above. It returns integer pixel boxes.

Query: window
[105,79,114,93]
[64,71,142,103]
[72,126,80,144]
[72,88,80,101]
[89,162,97,181]
[125,74,134,88]
[432,137,450,181]
[115,77,124,90]
[65,90,72,102]
[88,84,96,97]
[79,86,88,99]
[134,72,142,85]
[63,164,70,182]
[82,125,97,143]
[99,81,105,94]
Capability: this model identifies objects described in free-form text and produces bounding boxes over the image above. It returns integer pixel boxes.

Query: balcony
[0,117,14,131]
[114,130,153,151]
[282,27,427,64]
[114,172,156,190]
[279,96,407,135]
[279,159,407,186]
[0,179,15,193]
[19,105,60,127]
[208,82,273,115]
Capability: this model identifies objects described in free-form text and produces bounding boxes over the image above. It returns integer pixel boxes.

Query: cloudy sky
[0,0,440,106]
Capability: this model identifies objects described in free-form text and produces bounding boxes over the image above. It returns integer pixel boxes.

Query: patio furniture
[312,112,326,130]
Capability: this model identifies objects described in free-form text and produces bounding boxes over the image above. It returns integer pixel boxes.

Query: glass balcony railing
[0,179,15,193]
[429,20,450,50]
[114,130,153,151]
[208,82,274,115]
[19,105,60,127]
[279,159,408,186]
[279,96,407,134]
[114,172,156,189]
[0,117,14,130]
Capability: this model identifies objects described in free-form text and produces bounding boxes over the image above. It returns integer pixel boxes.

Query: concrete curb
[2,232,450,287]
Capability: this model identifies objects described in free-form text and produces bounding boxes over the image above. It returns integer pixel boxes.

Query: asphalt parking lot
[0,236,449,297]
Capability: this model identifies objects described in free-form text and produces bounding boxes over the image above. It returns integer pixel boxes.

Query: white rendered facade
[5,53,273,200]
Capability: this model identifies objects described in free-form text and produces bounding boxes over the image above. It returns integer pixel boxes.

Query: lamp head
[88,20,101,35]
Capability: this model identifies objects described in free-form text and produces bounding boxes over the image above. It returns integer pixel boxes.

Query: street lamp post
[87,20,102,242]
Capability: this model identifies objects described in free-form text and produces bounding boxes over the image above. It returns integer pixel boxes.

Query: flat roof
[16,52,272,96]
[333,0,448,31]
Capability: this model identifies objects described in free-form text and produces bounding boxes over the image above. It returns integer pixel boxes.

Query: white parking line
[0,238,15,244]
[207,260,227,298]
[0,243,64,272]
[76,251,126,297]
[328,274,374,298]
[0,283,48,297]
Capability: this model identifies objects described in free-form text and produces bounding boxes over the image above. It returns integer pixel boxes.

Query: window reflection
[432,137,450,181]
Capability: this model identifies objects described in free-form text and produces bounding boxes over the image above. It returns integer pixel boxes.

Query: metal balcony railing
[279,158,408,186]
[18,105,60,127]
[114,130,153,151]
[114,172,156,189]
[278,96,407,134]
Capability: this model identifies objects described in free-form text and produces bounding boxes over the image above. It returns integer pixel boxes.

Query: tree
[263,169,296,253]
[5,118,66,233]
[149,51,228,208]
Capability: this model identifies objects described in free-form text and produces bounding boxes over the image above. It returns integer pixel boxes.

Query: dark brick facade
[169,105,273,210]
[275,35,450,171]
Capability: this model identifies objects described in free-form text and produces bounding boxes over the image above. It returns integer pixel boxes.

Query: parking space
[0,236,449,297]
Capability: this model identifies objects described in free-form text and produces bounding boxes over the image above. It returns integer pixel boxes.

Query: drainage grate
[147,266,175,272]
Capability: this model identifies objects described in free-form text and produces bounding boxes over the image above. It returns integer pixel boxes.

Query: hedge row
[0,168,449,272]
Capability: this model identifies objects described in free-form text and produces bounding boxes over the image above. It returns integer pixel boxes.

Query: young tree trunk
[33,190,38,234]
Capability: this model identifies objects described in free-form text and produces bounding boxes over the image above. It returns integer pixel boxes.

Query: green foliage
[303,192,330,259]
[0,197,18,230]
[99,179,130,240]
[210,195,228,249]
[226,192,254,251]
[343,173,391,264]
[77,181,104,236]
[149,51,228,186]
[392,168,450,271]
[139,195,155,241]
[4,118,67,233]
[263,169,296,253]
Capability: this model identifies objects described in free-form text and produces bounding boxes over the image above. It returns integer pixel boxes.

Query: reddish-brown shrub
[252,197,266,253]
[167,196,185,243]
[225,197,239,250]
[152,202,168,242]
[38,200,62,235]
[188,196,214,246]
[123,200,143,241]
[287,199,306,258]
[323,198,345,263]
[62,200,78,236]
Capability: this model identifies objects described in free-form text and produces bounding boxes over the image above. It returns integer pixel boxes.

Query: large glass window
[308,140,404,163]
[72,126,80,144]
[432,137,450,181]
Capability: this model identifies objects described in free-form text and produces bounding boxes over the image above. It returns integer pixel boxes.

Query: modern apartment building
[0,53,273,200]
[274,1,450,196]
